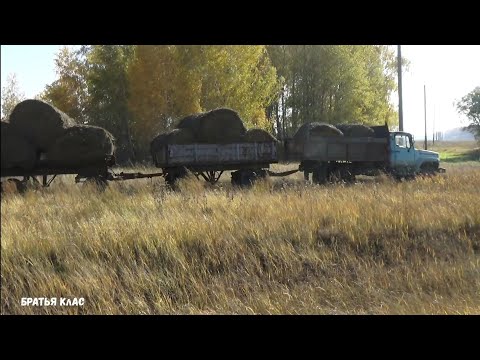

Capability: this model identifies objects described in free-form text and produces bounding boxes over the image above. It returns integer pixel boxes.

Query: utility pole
[433,105,435,145]
[424,85,427,150]
[398,45,404,131]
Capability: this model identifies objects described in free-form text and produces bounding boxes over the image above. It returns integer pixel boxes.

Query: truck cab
[389,132,443,176]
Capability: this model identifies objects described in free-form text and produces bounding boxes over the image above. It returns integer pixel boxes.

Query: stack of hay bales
[46,125,115,167]
[176,114,202,134]
[289,122,344,156]
[150,128,196,154]
[151,108,278,154]
[293,122,344,143]
[1,99,115,171]
[9,99,76,152]
[335,124,375,137]
[175,108,247,144]
[243,128,278,143]
[1,121,36,171]
[196,108,247,143]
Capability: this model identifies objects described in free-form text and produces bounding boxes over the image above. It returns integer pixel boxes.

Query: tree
[128,45,280,156]
[457,86,480,141]
[42,45,137,163]
[1,73,25,120]
[197,45,279,130]
[84,45,136,162]
[41,46,88,121]
[266,45,399,137]
[128,45,203,152]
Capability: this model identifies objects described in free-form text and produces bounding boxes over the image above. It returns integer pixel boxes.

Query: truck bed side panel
[303,137,388,162]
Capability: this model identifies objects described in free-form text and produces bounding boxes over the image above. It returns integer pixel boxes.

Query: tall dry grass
[1,164,479,314]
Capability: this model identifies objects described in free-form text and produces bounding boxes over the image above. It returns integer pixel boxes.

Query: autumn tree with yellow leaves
[127,45,279,154]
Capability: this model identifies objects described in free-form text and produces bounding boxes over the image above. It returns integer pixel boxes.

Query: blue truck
[286,124,445,183]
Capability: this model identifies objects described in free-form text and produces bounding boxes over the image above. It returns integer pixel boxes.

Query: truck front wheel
[420,162,438,176]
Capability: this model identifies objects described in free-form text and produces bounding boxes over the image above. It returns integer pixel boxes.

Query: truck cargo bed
[287,136,389,162]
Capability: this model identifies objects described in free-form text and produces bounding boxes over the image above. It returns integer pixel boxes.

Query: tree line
[2,45,401,164]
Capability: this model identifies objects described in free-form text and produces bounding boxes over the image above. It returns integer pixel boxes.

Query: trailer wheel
[199,171,224,184]
[231,170,256,187]
[312,164,328,185]
[343,172,356,183]
[254,169,268,179]
[2,178,27,194]
[339,169,356,183]
[165,167,188,189]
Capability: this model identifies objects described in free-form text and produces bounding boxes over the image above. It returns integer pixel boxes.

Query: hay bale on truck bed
[45,125,115,167]
[1,122,36,171]
[293,122,343,143]
[336,124,375,137]
[244,128,278,143]
[150,128,196,154]
[8,99,77,152]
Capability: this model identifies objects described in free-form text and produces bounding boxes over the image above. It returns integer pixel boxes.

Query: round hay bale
[150,128,196,154]
[45,125,115,167]
[8,99,77,152]
[1,122,36,171]
[293,122,343,143]
[244,128,278,143]
[336,124,375,137]
[176,114,202,134]
[197,108,246,143]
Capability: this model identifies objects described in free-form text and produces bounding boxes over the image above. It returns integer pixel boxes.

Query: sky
[1,45,479,137]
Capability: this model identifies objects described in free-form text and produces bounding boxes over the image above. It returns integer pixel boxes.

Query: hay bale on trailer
[1,122,36,171]
[244,128,278,143]
[336,124,375,137]
[45,125,115,167]
[176,114,202,135]
[150,128,196,154]
[8,99,77,152]
[173,108,247,143]
[196,108,246,143]
[293,122,343,143]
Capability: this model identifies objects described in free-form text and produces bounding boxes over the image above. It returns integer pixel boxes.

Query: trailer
[0,155,165,193]
[152,142,279,186]
[2,141,282,193]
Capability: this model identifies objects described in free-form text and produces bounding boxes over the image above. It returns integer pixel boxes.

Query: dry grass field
[2,140,480,314]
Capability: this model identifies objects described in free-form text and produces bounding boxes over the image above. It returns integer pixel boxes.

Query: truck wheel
[420,163,438,176]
